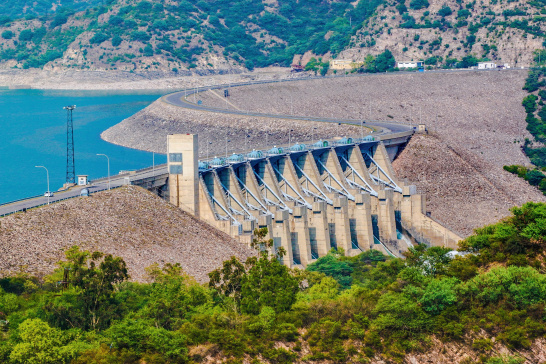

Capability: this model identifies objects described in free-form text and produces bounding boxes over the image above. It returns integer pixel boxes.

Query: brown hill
[0,186,253,282]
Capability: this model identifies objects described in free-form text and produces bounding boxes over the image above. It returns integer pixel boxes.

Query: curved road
[162,77,415,136]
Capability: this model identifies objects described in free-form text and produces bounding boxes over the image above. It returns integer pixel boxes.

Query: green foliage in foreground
[1,203,546,363]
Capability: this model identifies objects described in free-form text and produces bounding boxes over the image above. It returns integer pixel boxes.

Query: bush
[438,6,452,17]
[111,35,122,47]
[524,169,545,186]
[522,94,538,114]
[18,29,33,42]
[1,30,13,39]
[131,30,151,42]
[89,33,110,44]
[409,0,429,10]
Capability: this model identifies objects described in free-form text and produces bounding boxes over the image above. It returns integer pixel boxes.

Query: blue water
[0,89,167,204]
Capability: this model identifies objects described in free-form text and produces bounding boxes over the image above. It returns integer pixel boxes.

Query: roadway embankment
[0,186,253,282]
[101,98,366,156]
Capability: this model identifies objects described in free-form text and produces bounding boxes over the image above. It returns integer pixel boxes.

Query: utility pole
[63,105,76,184]
[226,131,229,160]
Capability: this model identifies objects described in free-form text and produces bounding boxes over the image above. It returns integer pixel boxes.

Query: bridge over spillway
[150,133,461,267]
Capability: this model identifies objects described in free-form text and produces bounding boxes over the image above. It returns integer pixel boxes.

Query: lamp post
[289,129,294,146]
[96,154,110,190]
[35,165,50,205]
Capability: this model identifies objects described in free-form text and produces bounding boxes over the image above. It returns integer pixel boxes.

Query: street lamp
[96,154,110,190]
[35,165,50,205]
[288,129,292,146]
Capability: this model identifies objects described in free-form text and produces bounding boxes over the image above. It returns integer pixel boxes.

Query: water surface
[0,89,167,204]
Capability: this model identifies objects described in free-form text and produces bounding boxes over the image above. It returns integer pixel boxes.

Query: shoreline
[0,67,300,91]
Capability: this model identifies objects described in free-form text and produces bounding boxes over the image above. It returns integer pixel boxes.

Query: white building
[77,175,88,186]
[477,62,497,69]
[397,61,424,69]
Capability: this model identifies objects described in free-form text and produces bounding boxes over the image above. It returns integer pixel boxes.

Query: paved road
[162,77,414,135]
[0,165,168,217]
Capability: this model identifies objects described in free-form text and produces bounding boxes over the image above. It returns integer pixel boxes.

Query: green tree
[522,94,539,114]
[10,319,64,364]
[210,228,300,315]
[45,246,129,331]
[375,49,395,72]
[240,229,300,314]
[419,277,459,314]
[404,245,453,276]
[307,251,353,288]
[142,263,210,330]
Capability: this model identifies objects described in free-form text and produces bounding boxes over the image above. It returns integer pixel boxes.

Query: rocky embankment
[392,134,546,236]
[0,186,252,282]
[101,98,365,157]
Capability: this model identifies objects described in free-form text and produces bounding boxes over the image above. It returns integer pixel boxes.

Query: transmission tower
[64,105,76,184]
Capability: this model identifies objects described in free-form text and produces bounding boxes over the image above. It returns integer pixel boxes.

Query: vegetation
[504,164,546,195]
[1,203,546,363]
[0,0,386,70]
[518,67,546,170]
[0,0,104,18]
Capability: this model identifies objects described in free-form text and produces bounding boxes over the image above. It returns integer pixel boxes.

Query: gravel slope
[393,134,546,236]
[0,186,253,282]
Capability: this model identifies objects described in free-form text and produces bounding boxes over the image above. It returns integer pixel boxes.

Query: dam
[164,133,461,267]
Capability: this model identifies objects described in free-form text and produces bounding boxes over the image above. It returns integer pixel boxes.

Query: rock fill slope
[0,186,253,282]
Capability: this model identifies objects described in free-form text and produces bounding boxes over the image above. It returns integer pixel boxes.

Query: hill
[340,0,546,68]
[0,0,103,20]
[0,0,544,73]
[0,0,377,72]
[0,185,253,282]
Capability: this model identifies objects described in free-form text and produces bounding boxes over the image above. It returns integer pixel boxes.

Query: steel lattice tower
[64,105,76,184]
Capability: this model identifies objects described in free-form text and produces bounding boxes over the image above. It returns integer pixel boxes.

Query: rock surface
[101,98,365,157]
[0,186,253,282]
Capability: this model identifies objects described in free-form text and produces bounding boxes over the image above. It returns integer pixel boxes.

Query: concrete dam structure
[165,133,461,267]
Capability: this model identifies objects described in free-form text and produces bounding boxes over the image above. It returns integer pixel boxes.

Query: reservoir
[0,89,167,205]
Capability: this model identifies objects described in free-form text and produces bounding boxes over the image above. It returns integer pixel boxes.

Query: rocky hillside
[339,0,546,68]
[0,0,376,72]
[1,0,544,73]
[0,185,253,282]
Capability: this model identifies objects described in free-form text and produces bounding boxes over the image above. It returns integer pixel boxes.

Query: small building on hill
[397,61,424,69]
[478,61,497,69]
[330,59,354,70]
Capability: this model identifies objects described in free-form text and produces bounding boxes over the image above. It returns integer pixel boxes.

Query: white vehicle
[44,191,54,197]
